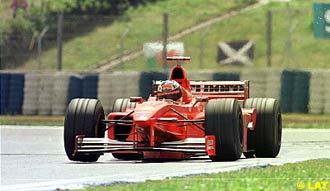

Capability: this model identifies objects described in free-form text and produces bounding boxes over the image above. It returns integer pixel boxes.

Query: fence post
[57,12,63,71]
[0,30,2,69]
[0,19,4,69]
[282,2,297,68]
[199,27,209,69]
[266,10,272,67]
[162,13,168,70]
[120,28,130,67]
[38,26,49,70]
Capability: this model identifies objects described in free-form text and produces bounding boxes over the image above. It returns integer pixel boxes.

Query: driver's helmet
[157,80,182,101]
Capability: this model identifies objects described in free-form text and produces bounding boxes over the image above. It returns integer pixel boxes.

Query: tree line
[0,0,158,69]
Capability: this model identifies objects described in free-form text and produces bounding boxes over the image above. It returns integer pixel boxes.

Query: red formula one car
[64,57,282,162]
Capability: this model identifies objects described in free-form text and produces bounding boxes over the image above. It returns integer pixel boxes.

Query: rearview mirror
[130,97,144,103]
[196,97,208,102]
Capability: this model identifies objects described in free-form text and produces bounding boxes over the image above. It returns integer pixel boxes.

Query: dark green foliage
[0,0,159,69]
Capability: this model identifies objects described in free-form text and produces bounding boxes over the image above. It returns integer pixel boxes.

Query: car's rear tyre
[64,98,106,162]
[243,98,282,158]
[111,98,143,160]
[205,99,243,161]
[112,98,137,112]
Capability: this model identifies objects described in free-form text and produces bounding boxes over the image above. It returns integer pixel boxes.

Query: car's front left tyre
[205,98,243,161]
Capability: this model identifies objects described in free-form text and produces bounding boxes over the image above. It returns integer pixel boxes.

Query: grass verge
[76,159,330,191]
[283,113,330,129]
[0,115,64,126]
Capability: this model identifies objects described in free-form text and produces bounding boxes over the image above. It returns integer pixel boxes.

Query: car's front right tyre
[64,98,106,162]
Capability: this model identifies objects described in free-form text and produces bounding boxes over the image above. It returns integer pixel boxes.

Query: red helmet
[157,80,182,101]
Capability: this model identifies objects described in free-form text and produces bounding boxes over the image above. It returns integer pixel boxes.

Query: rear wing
[166,56,191,64]
[190,80,249,100]
[152,80,249,100]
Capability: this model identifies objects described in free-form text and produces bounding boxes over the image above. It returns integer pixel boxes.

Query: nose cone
[133,101,166,126]
[134,108,154,121]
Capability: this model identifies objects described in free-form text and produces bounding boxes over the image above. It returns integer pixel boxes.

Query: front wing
[73,136,214,157]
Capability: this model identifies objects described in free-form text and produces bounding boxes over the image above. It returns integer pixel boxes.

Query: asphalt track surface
[1,126,330,191]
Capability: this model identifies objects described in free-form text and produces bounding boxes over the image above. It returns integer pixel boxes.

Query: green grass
[119,0,330,71]
[0,115,64,126]
[0,0,13,20]
[76,159,330,191]
[21,0,330,72]
[285,123,330,129]
[20,0,255,71]
[283,113,330,129]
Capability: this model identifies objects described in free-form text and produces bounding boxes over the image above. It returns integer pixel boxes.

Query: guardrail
[1,69,330,115]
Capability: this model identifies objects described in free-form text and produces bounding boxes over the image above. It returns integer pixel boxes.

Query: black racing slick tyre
[112,98,137,112]
[64,98,106,162]
[111,98,143,160]
[243,98,282,158]
[205,99,243,161]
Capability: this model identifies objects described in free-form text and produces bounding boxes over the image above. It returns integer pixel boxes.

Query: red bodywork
[76,61,257,160]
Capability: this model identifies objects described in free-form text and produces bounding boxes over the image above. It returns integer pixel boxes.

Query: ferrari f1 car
[64,56,282,162]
